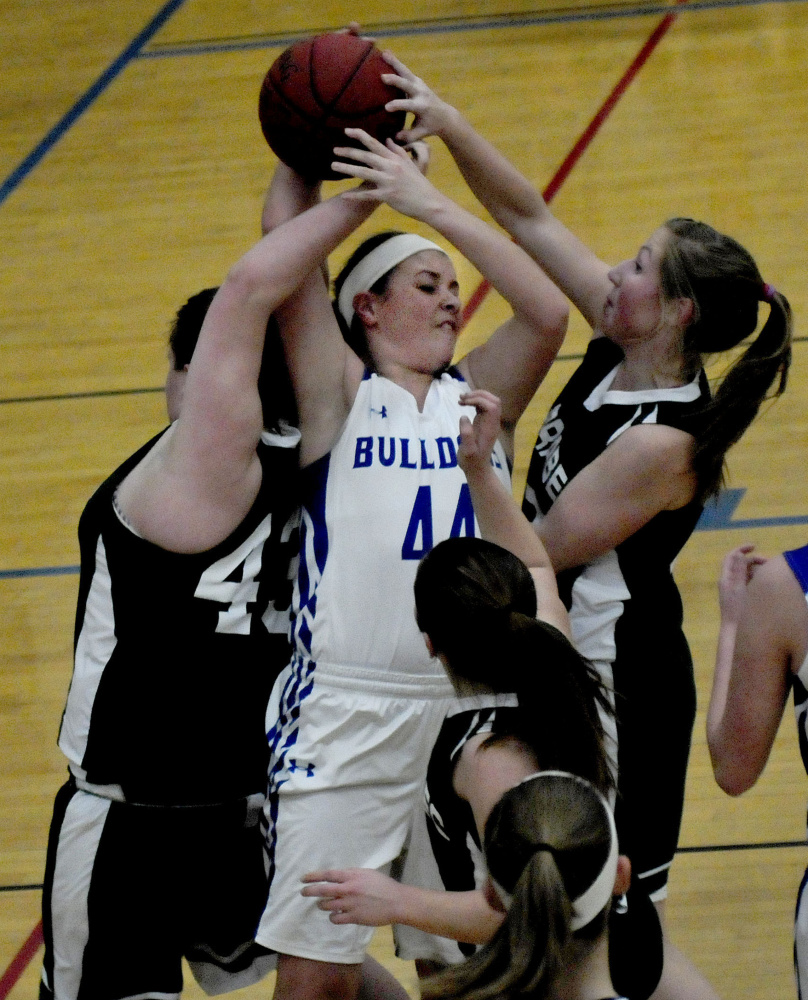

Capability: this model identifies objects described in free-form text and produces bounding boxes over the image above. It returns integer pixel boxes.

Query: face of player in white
[601,226,673,346]
[359,250,462,375]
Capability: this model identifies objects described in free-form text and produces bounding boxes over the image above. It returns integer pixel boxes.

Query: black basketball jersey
[522,338,709,663]
[58,427,300,806]
[423,697,518,956]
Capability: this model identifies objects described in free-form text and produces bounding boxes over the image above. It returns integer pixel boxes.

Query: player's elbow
[548,297,570,343]
[709,747,758,797]
[223,256,281,313]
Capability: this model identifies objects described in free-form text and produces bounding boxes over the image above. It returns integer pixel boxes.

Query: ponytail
[423,851,571,1000]
[660,218,792,500]
[499,622,615,797]
[424,773,615,1000]
[692,288,791,498]
[414,537,615,797]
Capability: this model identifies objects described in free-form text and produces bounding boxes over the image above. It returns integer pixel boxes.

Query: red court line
[0,7,684,998]
[0,921,42,999]
[461,2,685,328]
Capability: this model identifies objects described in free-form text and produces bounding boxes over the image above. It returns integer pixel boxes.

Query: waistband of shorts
[299,658,455,698]
[68,767,265,812]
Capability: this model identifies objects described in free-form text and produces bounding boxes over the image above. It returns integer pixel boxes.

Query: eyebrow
[414,269,460,288]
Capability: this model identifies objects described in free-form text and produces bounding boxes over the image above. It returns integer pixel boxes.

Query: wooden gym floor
[2,0,808,996]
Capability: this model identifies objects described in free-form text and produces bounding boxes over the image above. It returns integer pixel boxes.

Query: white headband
[337,234,448,327]
[489,770,619,932]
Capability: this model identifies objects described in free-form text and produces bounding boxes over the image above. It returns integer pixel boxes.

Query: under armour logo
[287,758,316,777]
[370,406,388,418]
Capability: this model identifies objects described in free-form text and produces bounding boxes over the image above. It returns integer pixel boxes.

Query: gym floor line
[1,837,807,897]
[141,0,808,56]
[4,2,804,996]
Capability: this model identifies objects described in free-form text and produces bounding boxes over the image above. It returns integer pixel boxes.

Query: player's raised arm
[379,52,611,330]
[332,129,568,461]
[116,184,379,549]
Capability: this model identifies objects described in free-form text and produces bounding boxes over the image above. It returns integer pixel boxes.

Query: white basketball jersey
[292,370,510,676]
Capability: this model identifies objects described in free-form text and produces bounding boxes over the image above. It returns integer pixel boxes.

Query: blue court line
[695,488,808,531]
[139,0,808,57]
[3,487,806,580]
[0,0,188,208]
[0,566,80,580]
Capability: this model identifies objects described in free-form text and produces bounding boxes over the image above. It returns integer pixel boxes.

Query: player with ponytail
[425,771,629,1000]
[373,51,793,1000]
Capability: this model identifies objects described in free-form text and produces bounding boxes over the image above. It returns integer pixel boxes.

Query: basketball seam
[311,38,378,117]
[263,79,320,127]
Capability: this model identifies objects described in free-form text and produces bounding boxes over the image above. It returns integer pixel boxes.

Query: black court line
[678,839,807,853]
[0,838,804,897]
[0,0,188,208]
[0,387,164,406]
[3,338,806,408]
[141,0,808,56]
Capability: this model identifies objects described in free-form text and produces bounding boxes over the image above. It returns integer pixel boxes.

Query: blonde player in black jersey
[368,50,793,1000]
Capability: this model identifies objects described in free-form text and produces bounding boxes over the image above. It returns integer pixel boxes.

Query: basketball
[258,33,407,181]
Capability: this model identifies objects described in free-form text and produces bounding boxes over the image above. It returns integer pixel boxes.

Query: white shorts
[256,657,455,964]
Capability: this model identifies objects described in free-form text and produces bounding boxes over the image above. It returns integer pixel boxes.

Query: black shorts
[612,615,697,900]
[40,778,275,1000]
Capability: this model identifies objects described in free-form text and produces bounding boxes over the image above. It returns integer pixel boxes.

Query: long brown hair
[414,537,614,796]
[660,218,792,499]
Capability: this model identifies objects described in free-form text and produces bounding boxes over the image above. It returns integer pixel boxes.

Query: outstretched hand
[457,390,503,479]
[380,51,458,144]
[718,544,768,624]
[301,868,403,926]
[333,130,435,219]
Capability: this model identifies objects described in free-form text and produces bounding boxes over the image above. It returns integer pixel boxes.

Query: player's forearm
[465,463,549,571]
[393,885,503,944]
[437,110,550,233]
[236,191,374,309]
[706,619,736,751]
[419,198,567,341]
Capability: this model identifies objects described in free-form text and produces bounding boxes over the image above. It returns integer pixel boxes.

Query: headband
[489,770,619,932]
[337,234,448,327]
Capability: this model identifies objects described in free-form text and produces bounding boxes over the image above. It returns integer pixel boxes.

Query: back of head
[414,537,537,684]
[168,289,296,433]
[169,288,218,370]
[424,772,617,1000]
[660,218,792,498]
[415,537,614,796]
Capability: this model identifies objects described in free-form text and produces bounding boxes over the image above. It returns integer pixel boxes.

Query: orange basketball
[258,33,407,181]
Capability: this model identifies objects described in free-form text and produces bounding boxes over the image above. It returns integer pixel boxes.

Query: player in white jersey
[378,50,793,1000]
[709,542,808,999]
[255,133,569,1000]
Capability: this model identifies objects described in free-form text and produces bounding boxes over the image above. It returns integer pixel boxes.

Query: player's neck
[548,935,616,1000]
[375,361,436,411]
